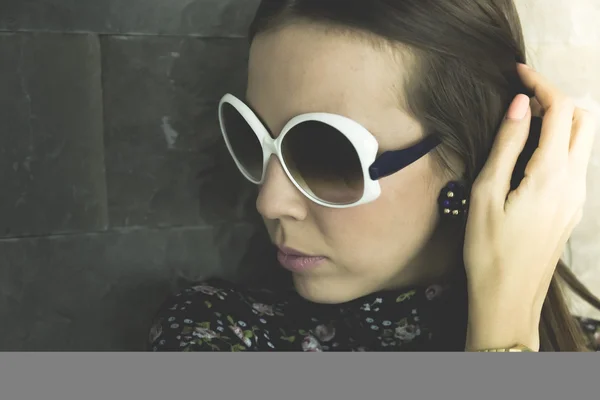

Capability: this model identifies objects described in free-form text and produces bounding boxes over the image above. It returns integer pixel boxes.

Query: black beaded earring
[438,181,469,217]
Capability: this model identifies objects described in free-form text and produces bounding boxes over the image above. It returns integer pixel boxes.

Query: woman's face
[246,22,460,303]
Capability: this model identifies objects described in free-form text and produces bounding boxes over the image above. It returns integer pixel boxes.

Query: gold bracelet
[476,344,534,352]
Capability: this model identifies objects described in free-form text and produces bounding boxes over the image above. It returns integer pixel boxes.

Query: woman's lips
[276,247,326,272]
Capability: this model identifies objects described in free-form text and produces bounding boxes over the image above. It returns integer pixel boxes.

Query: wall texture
[0,0,598,350]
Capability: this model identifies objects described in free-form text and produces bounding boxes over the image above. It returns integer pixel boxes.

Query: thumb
[477,94,532,199]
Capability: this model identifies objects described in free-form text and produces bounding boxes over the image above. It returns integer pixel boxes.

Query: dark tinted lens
[282,120,364,205]
[221,102,263,180]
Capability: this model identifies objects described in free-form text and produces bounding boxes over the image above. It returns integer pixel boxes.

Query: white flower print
[260,318,267,324]
[371,325,379,331]
[302,335,323,352]
[216,326,224,332]
[394,320,421,342]
[365,317,374,323]
[229,325,252,347]
[252,303,275,316]
[190,284,219,295]
[193,327,218,340]
[383,321,392,326]
[267,342,275,349]
[184,319,193,324]
[148,321,163,343]
[361,298,383,312]
[238,321,247,327]
[425,284,444,301]
[190,284,227,300]
[168,317,175,322]
[170,323,179,329]
[314,324,336,342]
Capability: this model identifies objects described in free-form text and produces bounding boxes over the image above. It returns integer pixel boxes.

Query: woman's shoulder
[148,278,292,352]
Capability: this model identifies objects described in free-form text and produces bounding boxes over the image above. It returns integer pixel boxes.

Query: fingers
[475,95,531,200]
[475,65,593,217]
[517,64,562,112]
[517,64,574,168]
[569,108,597,177]
[530,98,543,117]
[545,208,584,286]
[539,98,575,167]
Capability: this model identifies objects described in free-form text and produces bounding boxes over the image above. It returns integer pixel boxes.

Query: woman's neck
[385,222,465,291]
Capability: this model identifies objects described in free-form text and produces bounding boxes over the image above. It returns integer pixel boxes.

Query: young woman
[149,0,600,352]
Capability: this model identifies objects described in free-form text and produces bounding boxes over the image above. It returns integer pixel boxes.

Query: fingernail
[506,95,530,120]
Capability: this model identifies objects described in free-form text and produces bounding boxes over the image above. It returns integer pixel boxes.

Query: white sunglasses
[218,93,440,208]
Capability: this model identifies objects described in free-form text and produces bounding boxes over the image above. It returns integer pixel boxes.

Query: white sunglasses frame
[218,93,382,208]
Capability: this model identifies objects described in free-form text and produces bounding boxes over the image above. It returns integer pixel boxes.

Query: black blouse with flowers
[149,278,600,352]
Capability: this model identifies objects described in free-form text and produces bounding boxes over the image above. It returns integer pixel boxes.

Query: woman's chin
[292,274,370,304]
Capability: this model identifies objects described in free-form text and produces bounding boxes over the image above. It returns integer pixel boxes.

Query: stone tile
[108,0,262,36]
[0,1,109,33]
[0,32,107,238]
[101,35,256,228]
[568,0,600,45]
[0,0,261,36]
[525,43,600,318]
[526,44,600,96]
[0,223,269,351]
[516,0,600,46]
[566,94,600,320]
[509,1,600,316]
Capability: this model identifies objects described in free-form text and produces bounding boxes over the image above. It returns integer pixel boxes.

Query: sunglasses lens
[220,102,263,181]
[282,120,364,205]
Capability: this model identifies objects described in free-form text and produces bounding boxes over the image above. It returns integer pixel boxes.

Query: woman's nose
[256,156,308,221]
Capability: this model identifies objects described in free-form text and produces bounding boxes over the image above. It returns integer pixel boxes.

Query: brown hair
[248,0,600,351]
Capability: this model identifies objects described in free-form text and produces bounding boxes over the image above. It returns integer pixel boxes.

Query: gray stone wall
[0,0,286,351]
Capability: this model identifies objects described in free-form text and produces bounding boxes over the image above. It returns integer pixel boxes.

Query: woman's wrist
[465,320,540,351]
[465,286,541,351]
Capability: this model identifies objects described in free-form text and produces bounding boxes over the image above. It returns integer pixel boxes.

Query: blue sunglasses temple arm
[368,135,442,181]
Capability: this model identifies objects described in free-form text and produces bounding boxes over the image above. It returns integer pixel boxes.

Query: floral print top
[149,278,600,352]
